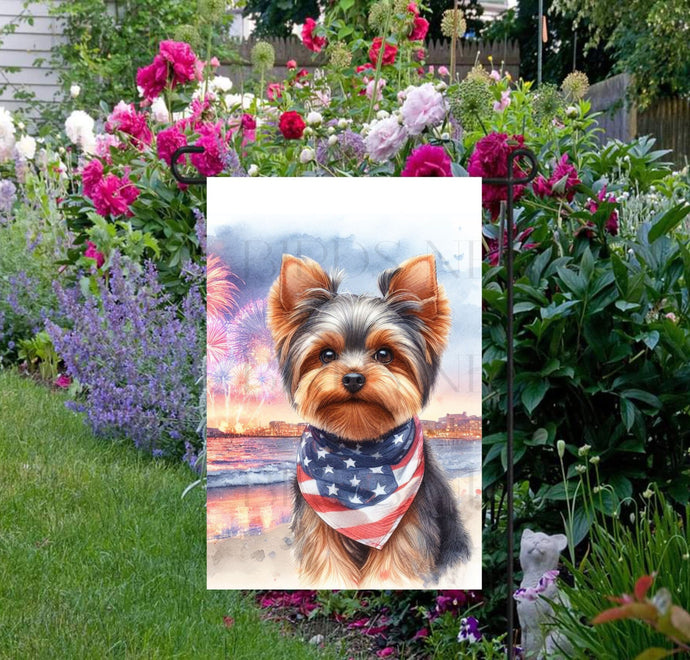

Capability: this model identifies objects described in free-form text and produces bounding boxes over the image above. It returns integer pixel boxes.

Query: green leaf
[621,389,662,410]
[648,203,690,243]
[521,379,549,416]
[620,397,637,432]
[557,267,586,296]
[572,505,593,545]
[615,300,640,311]
[530,428,549,446]
[633,649,674,660]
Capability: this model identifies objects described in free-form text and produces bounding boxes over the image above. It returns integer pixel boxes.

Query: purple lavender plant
[0,179,16,226]
[46,252,205,460]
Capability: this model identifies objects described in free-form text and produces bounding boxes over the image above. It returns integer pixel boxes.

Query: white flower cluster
[64,109,96,154]
[0,107,16,162]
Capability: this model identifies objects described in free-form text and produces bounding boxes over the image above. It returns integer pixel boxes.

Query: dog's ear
[379,254,451,358]
[267,255,338,359]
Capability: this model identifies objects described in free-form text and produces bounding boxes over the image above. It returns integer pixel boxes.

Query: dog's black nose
[342,372,365,393]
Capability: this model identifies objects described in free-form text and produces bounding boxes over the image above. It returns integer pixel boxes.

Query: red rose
[301,18,326,53]
[279,111,306,139]
[409,17,429,41]
[369,38,397,66]
[402,144,452,177]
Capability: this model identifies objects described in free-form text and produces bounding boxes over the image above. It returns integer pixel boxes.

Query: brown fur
[267,254,470,585]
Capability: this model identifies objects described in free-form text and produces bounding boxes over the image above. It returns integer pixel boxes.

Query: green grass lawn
[0,370,330,659]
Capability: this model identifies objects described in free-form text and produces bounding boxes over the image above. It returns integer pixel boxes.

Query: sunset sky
[207,179,482,430]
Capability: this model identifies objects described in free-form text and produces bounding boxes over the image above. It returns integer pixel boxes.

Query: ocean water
[206,435,481,541]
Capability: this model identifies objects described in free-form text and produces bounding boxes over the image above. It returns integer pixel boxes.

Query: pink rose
[302,18,326,53]
[409,16,429,41]
[81,159,104,198]
[84,241,105,268]
[156,125,187,165]
[191,122,227,177]
[402,144,452,177]
[400,83,447,135]
[92,173,140,218]
[364,115,408,162]
[106,101,153,148]
[136,40,200,100]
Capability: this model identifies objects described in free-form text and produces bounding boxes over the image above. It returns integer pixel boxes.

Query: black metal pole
[170,145,207,185]
[485,148,538,658]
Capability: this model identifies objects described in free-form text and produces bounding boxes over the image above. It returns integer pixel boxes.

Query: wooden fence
[586,74,690,166]
[221,37,520,84]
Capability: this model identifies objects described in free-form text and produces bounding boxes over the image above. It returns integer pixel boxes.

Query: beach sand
[207,475,483,589]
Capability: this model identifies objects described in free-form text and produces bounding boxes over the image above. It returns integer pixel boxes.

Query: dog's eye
[373,348,393,364]
[319,349,337,364]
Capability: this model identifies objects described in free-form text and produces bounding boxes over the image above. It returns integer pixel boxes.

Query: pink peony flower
[490,70,501,82]
[241,114,257,131]
[376,649,395,658]
[92,173,140,218]
[550,153,581,201]
[84,240,105,268]
[156,125,187,165]
[364,115,408,162]
[366,77,386,101]
[136,40,200,100]
[55,374,72,388]
[278,111,306,139]
[438,65,449,77]
[493,89,511,112]
[81,159,104,198]
[302,18,326,53]
[467,132,527,218]
[190,122,227,177]
[286,59,297,69]
[485,226,538,266]
[94,133,122,162]
[407,2,419,15]
[402,144,452,177]
[266,82,283,101]
[106,101,153,148]
[409,16,429,41]
[369,37,397,66]
[400,82,447,136]
[532,174,552,198]
[584,185,618,235]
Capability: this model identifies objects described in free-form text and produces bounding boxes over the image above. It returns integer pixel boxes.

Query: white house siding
[0,1,64,113]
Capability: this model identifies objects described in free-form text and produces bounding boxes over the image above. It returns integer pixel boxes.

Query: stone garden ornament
[515,529,573,659]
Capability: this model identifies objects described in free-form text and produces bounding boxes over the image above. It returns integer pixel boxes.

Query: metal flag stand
[484,147,539,659]
[170,145,207,185]
[169,143,540,657]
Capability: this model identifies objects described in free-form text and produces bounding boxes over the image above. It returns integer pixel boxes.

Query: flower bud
[557,440,566,458]
[327,135,338,147]
[299,147,314,164]
[578,444,591,456]
[248,164,259,177]
[306,111,322,126]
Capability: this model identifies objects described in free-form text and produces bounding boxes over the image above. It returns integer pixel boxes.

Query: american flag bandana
[296,417,425,549]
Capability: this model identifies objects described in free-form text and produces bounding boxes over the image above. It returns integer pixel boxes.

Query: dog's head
[266,254,450,441]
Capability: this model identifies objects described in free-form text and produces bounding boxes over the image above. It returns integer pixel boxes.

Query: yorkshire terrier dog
[267,253,471,586]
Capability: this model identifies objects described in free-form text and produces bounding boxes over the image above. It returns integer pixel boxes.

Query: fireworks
[207,317,227,365]
[207,254,238,318]
[226,299,273,365]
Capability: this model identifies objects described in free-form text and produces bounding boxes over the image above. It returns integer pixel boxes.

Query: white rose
[306,111,323,126]
[0,106,16,162]
[299,147,314,164]
[15,134,36,160]
[210,76,233,93]
[70,84,81,98]
[248,164,259,177]
[150,96,170,123]
[64,110,95,148]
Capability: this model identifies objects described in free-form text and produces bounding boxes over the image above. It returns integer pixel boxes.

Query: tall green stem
[366,7,393,123]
